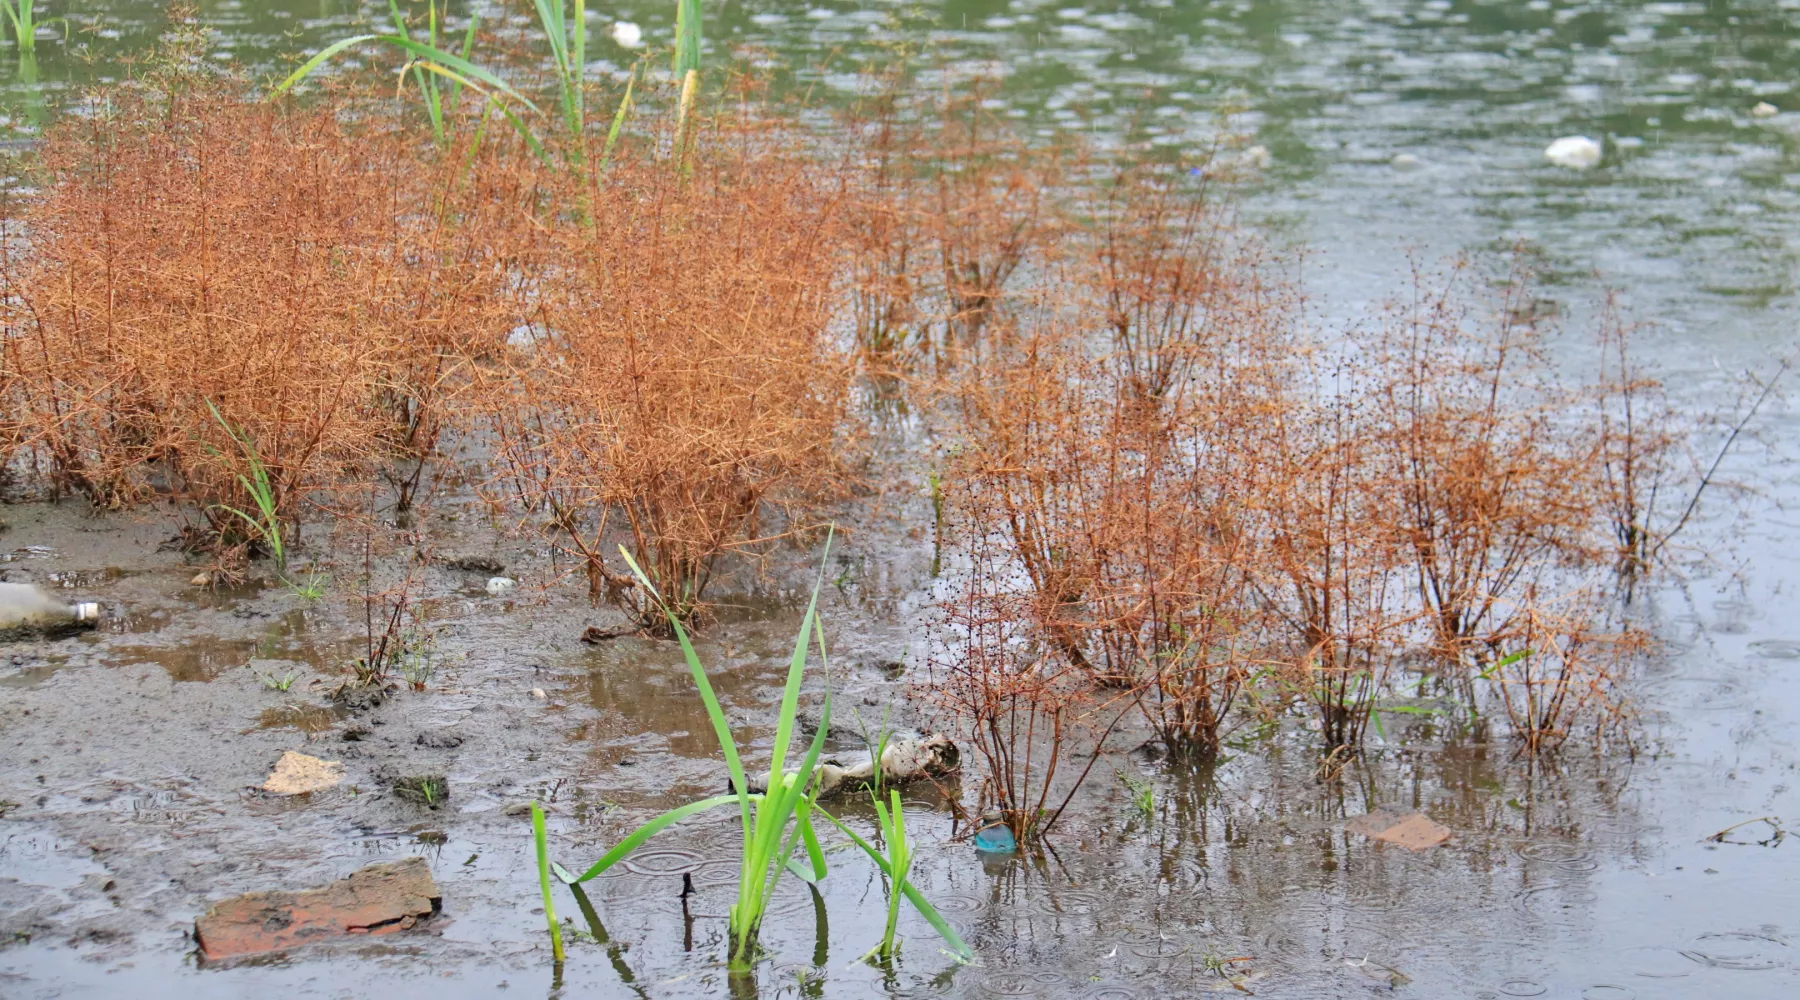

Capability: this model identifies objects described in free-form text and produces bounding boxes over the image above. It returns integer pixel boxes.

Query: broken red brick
[194,857,440,962]
[1346,810,1452,851]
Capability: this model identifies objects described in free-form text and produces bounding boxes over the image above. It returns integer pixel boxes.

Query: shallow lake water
[2,1,1799,998]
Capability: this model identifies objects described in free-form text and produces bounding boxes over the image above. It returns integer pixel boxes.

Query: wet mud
[0,473,1795,1000]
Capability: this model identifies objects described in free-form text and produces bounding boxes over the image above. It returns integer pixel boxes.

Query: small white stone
[609,21,643,48]
[485,576,516,596]
[1544,135,1602,170]
[1390,152,1424,171]
[1752,101,1779,118]
[530,687,547,700]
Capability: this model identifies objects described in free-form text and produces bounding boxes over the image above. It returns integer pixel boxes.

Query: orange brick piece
[195,857,441,962]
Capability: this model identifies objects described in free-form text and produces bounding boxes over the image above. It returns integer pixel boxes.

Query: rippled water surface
[2,2,1799,999]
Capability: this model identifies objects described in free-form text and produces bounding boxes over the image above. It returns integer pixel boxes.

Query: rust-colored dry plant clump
[2,77,518,551]
[933,149,1652,802]
[481,121,853,627]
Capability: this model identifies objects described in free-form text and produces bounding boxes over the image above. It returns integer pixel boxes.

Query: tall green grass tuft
[821,792,972,963]
[207,401,286,573]
[546,536,836,971]
[533,0,586,160]
[273,0,540,153]
[1,0,63,57]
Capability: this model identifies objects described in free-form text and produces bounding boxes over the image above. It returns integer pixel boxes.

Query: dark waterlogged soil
[1,465,1798,1000]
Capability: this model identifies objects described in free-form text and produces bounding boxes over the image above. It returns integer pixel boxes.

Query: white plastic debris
[0,582,100,639]
[1390,152,1424,171]
[1544,135,1602,170]
[485,577,516,596]
[763,732,959,797]
[1753,101,1779,118]
[609,21,643,48]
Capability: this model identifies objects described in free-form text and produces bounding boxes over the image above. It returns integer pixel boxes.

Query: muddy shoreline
[1,489,1796,999]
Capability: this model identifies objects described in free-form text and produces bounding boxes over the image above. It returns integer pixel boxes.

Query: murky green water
[5,0,1799,359]
[4,3,1800,999]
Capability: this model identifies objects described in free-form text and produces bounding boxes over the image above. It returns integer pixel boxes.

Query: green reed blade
[532,802,565,962]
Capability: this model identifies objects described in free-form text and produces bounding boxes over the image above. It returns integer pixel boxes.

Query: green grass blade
[600,73,634,168]
[673,0,702,76]
[557,793,741,884]
[619,545,752,816]
[532,802,566,962]
[818,807,973,961]
[271,36,380,95]
[783,796,828,884]
[768,530,833,788]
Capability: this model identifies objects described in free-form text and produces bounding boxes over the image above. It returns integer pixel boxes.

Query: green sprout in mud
[543,537,836,972]
[286,567,329,603]
[208,401,287,573]
[535,531,971,972]
[256,668,300,692]
[817,788,970,965]
[1118,769,1155,823]
[274,0,539,152]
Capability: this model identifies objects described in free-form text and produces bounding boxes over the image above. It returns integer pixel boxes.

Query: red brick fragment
[195,857,440,962]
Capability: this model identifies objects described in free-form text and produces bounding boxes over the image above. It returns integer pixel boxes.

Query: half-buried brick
[1346,810,1452,851]
[194,857,441,962]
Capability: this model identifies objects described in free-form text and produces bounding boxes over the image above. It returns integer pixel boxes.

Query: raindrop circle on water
[1518,842,1589,864]
[1681,930,1789,971]
[1553,857,1601,873]
[1500,981,1547,996]
[980,972,1036,996]
[621,847,706,876]
[933,892,987,914]
[1030,888,1105,916]
[1749,639,1800,659]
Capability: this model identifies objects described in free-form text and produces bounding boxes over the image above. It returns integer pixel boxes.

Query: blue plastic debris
[973,809,1017,854]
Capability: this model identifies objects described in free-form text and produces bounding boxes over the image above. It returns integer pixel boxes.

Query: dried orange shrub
[1256,353,1413,749]
[1366,263,1606,666]
[7,81,504,546]
[939,165,1645,761]
[482,125,853,626]
[1485,586,1641,751]
[940,160,1290,765]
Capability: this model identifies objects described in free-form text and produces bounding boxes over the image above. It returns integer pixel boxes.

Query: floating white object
[1544,135,1602,170]
[1752,101,1779,118]
[609,21,643,48]
[485,576,516,596]
[1241,144,1271,170]
[1390,152,1424,171]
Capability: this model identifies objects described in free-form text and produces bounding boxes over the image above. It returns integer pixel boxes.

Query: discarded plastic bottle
[973,808,1017,854]
[0,582,101,640]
